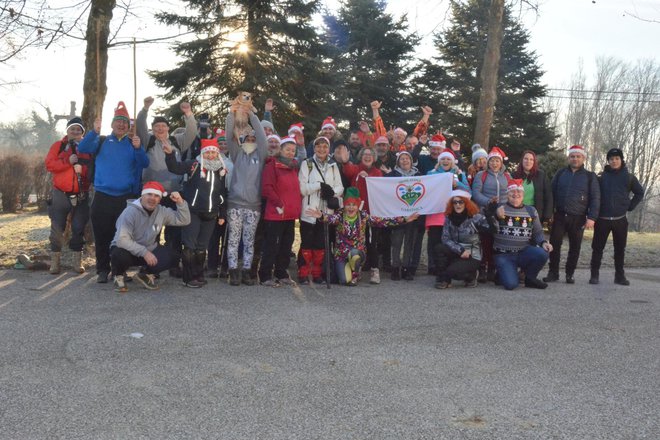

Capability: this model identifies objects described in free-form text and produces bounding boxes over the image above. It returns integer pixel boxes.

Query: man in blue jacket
[544,145,600,284]
[78,101,149,283]
[589,148,644,286]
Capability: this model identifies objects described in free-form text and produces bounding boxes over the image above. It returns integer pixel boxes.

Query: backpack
[146,134,180,152]
[60,136,104,184]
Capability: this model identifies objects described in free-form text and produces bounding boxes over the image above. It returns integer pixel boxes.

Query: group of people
[44,97,645,293]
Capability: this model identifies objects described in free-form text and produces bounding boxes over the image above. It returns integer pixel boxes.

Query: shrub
[0,154,30,213]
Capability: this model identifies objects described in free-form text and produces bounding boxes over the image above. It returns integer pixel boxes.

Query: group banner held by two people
[366,173,453,218]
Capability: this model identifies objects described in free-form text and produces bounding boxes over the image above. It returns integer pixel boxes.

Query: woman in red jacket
[258,137,302,286]
[336,147,385,284]
[44,117,93,274]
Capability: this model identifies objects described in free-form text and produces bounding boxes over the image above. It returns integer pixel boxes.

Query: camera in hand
[199,113,210,138]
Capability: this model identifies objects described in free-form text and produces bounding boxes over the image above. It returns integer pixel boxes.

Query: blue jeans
[494,246,549,290]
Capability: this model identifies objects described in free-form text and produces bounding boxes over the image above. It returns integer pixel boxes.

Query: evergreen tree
[321,0,419,130]
[415,0,555,161]
[150,0,330,135]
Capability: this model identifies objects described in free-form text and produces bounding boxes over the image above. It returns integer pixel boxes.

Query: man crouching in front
[110,181,191,292]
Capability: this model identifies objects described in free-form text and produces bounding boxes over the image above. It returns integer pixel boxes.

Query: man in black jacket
[589,148,644,286]
[544,145,601,284]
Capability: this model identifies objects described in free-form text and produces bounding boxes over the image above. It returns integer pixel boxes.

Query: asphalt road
[1,267,659,439]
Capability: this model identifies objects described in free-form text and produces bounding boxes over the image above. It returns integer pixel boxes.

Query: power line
[548,88,660,96]
[546,95,660,104]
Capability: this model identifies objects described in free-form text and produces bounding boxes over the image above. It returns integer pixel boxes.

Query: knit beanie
[344,187,361,205]
[66,117,85,133]
[113,101,130,122]
[606,148,624,161]
[471,143,488,164]
[152,116,169,127]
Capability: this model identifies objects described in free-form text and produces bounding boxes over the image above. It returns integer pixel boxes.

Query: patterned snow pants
[227,207,261,270]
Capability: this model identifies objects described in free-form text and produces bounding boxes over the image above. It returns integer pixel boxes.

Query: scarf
[277,156,299,170]
[394,165,418,177]
[197,154,226,178]
[448,210,468,226]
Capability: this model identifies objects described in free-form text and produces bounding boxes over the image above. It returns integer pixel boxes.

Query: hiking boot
[543,271,559,283]
[72,251,85,274]
[97,271,109,284]
[477,268,487,283]
[183,279,204,288]
[390,267,401,281]
[589,276,599,285]
[242,269,255,286]
[524,277,548,289]
[312,277,325,284]
[464,278,478,288]
[260,279,280,287]
[614,276,630,286]
[49,252,61,275]
[114,274,128,293]
[566,274,575,284]
[434,281,451,289]
[402,268,414,281]
[370,268,381,284]
[135,272,159,290]
[229,269,241,286]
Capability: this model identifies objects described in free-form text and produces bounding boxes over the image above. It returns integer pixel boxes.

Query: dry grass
[1,209,658,269]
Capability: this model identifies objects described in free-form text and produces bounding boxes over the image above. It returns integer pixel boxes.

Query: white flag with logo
[365,173,454,217]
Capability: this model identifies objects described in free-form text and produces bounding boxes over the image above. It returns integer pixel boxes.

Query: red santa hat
[113,101,130,122]
[438,148,456,162]
[568,144,586,156]
[215,128,225,136]
[487,146,508,161]
[280,136,297,146]
[321,117,337,131]
[267,134,282,144]
[288,123,304,136]
[429,134,446,148]
[507,178,525,192]
[200,138,220,154]
[374,135,390,145]
[450,189,472,200]
[141,181,167,197]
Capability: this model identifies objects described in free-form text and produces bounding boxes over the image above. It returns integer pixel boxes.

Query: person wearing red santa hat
[543,144,600,284]
[287,122,308,162]
[77,101,150,284]
[471,145,512,283]
[164,139,228,287]
[110,181,191,292]
[489,179,553,290]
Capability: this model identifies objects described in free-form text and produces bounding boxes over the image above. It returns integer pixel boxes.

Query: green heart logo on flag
[396,182,425,207]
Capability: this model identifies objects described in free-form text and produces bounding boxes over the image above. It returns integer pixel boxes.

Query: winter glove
[320,182,335,201]
[69,154,78,165]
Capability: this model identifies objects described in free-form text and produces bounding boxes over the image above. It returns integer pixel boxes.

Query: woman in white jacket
[298,137,344,284]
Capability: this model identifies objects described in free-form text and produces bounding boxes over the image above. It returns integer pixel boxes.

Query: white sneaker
[370,268,380,284]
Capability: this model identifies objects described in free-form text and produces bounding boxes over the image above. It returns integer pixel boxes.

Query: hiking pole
[218,222,229,277]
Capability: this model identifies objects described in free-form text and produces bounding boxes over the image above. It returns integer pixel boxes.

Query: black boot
[242,268,255,286]
[524,277,548,289]
[390,266,401,281]
[477,266,487,283]
[614,273,630,286]
[589,269,599,285]
[229,268,241,286]
[543,271,559,282]
[194,250,208,285]
[403,267,414,281]
[182,248,203,288]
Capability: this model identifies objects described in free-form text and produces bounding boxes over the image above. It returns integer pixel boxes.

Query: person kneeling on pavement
[489,179,553,290]
[305,187,418,286]
[110,181,191,292]
[433,190,492,289]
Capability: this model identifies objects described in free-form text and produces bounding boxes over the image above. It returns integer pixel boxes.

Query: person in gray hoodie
[110,181,191,293]
[225,110,268,286]
[136,97,197,278]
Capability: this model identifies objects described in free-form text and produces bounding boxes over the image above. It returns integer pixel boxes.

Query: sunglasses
[452,199,465,205]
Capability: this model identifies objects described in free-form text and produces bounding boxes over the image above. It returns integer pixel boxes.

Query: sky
[1,0,659,131]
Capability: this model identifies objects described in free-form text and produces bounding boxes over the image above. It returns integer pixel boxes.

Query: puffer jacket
[472,168,510,208]
[598,165,644,218]
[45,137,93,193]
[551,166,600,220]
[299,155,344,224]
[262,157,301,221]
[441,213,491,261]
